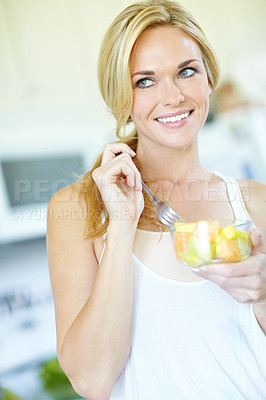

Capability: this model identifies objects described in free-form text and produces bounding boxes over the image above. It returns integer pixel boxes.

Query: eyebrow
[131,59,200,78]
[131,70,155,78]
[178,58,200,69]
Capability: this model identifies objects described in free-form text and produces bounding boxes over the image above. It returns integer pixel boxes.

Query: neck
[136,139,211,184]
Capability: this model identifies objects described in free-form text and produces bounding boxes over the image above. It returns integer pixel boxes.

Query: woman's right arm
[47,144,143,400]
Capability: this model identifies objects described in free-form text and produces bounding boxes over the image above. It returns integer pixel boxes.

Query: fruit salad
[171,220,252,267]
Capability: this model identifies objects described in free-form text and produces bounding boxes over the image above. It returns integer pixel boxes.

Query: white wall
[0,0,265,136]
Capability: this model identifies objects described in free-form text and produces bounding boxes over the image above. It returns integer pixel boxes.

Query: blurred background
[0,0,265,399]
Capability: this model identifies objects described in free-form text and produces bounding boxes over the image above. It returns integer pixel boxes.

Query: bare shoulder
[238,179,266,200]
[47,181,92,257]
[48,181,86,216]
[238,179,266,238]
[47,182,99,353]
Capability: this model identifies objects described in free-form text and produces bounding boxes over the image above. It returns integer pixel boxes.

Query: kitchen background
[0,0,266,399]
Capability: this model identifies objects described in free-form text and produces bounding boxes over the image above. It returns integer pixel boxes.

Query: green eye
[179,68,196,78]
[136,78,154,88]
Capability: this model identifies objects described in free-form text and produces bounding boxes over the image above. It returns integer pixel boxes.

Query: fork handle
[141,180,160,205]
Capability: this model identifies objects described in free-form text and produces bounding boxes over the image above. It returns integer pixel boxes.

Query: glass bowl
[170,219,253,268]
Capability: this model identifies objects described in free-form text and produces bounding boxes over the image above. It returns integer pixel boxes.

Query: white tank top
[109,174,266,400]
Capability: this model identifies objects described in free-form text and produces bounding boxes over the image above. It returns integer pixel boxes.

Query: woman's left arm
[196,180,266,334]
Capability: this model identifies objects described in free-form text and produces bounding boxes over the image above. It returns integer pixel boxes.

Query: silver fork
[141,180,184,227]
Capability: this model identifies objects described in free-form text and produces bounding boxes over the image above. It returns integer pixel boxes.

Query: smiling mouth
[156,111,193,123]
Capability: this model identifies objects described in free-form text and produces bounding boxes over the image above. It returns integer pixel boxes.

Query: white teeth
[157,112,190,123]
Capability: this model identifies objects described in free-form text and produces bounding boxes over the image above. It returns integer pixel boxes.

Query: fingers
[101,143,136,165]
[91,143,144,225]
[196,256,260,278]
[97,142,142,191]
[199,272,261,291]
[251,228,266,253]
[93,151,142,191]
[112,155,140,190]
[198,273,262,303]
[193,252,266,303]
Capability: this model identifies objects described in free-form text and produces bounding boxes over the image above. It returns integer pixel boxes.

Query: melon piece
[239,231,249,242]
[175,232,191,252]
[215,238,241,262]
[184,236,214,264]
[193,220,222,242]
[236,235,249,258]
[174,221,196,233]
[207,222,222,242]
[183,253,204,266]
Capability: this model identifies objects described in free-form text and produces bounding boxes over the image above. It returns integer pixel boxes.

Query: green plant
[0,388,23,400]
[39,357,81,399]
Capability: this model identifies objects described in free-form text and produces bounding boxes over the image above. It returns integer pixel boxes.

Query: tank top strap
[98,232,107,265]
[214,171,254,224]
[97,212,107,265]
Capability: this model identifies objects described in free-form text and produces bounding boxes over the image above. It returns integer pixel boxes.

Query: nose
[160,80,185,107]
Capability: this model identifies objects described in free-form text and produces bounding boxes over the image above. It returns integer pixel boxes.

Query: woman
[47,1,266,399]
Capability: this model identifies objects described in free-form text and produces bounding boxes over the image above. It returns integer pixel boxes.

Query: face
[130,26,212,152]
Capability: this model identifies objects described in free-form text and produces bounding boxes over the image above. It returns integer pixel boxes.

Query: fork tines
[160,211,180,227]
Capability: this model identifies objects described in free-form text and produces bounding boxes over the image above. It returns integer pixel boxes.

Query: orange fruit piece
[175,232,191,253]
[215,238,241,262]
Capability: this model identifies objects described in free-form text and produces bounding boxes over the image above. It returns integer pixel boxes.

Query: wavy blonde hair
[81,0,220,239]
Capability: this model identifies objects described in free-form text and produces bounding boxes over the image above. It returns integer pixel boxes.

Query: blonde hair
[81,0,220,239]
[99,0,219,139]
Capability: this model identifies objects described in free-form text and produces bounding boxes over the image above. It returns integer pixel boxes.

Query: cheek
[131,92,155,120]
[131,93,141,118]
[188,81,211,107]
